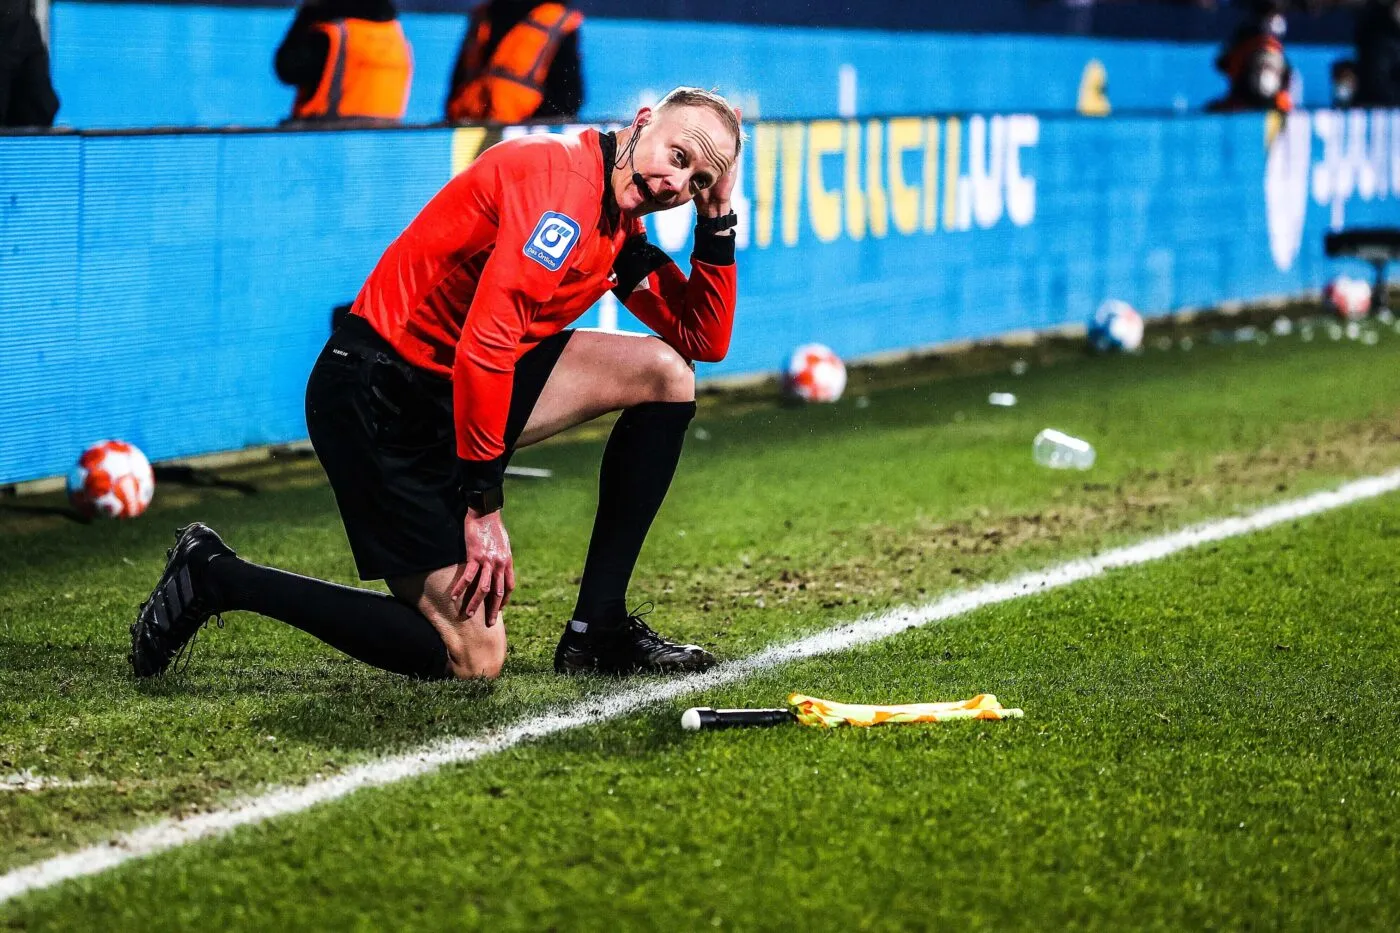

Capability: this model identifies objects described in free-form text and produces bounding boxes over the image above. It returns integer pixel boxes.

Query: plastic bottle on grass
[1033,429,1095,470]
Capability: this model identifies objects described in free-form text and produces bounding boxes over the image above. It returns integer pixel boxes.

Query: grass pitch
[3,315,1400,928]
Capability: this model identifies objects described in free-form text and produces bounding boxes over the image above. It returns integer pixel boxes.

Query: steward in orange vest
[275,0,413,122]
[446,0,584,124]
[1206,2,1293,114]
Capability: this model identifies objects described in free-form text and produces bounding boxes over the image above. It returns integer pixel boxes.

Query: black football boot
[554,605,716,675]
[129,523,234,677]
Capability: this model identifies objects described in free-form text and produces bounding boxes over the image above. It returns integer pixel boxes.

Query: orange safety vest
[293,18,413,121]
[446,3,583,123]
[1216,32,1292,113]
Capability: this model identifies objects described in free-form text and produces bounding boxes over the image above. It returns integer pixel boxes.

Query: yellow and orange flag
[788,693,1023,728]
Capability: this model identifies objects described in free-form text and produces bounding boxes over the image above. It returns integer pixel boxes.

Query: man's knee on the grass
[421,592,507,680]
[390,569,507,680]
[445,627,507,681]
[422,603,507,681]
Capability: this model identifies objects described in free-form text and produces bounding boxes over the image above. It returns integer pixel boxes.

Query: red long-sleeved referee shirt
[351,128,738,493]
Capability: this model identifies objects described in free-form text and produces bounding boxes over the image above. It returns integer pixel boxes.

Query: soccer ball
[784,343,847,403]
[1324,276,1371,319]
[67,440,155,520]
[1088,299,1145,353]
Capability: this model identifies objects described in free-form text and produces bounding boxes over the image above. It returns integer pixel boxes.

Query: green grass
[7,454,1400,931]
[2,318,1400,927]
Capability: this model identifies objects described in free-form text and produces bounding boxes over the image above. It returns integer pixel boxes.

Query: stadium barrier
[47,1,1350,129]
[2,109,1399,486]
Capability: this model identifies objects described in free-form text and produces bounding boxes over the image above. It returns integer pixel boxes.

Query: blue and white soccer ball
[1088,299,1145,353]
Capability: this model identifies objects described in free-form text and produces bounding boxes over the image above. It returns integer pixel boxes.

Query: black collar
[598,131,621,231]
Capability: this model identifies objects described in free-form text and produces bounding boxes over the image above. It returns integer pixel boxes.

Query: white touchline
[3,468,1399,905]
[0,773,99,793]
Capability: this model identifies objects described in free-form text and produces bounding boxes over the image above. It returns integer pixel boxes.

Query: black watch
[466,485,504,516]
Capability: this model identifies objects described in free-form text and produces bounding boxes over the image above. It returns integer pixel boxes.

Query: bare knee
[395,572,508,681]
[435,614,507,681]
[449,640,505,681]
[642,343,695,404]
[428,602,506,681]
[413,605,506,681]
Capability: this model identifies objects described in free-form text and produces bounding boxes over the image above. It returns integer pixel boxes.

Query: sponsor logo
[524,211,581,271]
[1266,107,1400,272]
[748,114,1038,249]
[497,117,1039,253]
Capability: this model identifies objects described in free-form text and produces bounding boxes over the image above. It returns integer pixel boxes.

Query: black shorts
[305,315,572,581]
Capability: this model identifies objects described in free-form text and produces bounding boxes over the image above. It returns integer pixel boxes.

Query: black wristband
[459,454,507,498]
[465,485,504,516]
[691,228,736,266]
[610,234,672,300]
[695,210,738,234]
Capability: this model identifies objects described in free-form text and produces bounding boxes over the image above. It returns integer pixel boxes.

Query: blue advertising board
[2,110,1399,485]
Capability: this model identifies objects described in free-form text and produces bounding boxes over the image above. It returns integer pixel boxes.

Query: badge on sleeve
[524,211,582,272]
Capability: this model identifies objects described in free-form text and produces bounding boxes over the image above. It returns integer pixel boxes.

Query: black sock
[205,556,452,680]
[572,400,696,630]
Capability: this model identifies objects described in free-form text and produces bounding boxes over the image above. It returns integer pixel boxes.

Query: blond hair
[656,87,745,159]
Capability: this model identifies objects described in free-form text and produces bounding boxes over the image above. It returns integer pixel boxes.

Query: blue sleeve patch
[523,211,582,272]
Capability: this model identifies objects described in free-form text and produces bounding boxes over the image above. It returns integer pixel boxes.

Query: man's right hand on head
[454,510,515,626]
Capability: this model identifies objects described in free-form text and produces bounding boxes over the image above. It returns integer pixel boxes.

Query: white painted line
[0,772,98,793]
[3,468,1399,905]
[504,465,553,479]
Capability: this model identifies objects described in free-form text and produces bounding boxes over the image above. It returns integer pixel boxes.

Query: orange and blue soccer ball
[784,343,847,403]
[66,440,155,520]
[1088,299,1145,353]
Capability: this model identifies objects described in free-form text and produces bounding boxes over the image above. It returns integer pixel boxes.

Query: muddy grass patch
[656,414,1400,641]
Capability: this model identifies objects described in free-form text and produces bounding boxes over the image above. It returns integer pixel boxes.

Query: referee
[130,88,742,681]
